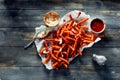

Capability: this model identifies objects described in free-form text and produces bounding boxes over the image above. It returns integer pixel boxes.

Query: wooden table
[0,0,120,80]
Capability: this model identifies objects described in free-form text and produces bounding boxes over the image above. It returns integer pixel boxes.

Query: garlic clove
[92,54,107,65]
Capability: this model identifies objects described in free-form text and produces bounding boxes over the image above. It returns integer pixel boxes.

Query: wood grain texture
[0,10,119,28]
[0,47,120,67]
[0,67,120,80]
[0,0,120,80]
[0,28,120,48]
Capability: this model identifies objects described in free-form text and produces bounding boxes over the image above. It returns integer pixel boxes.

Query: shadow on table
[92,31,113,48]
[92,61,114,80]
[101,0,120,3]
[41,55,82,80]
[3,0,69,10]
[43,67,76,80]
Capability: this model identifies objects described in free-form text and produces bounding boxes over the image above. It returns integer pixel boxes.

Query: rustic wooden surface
[0,0,120,80]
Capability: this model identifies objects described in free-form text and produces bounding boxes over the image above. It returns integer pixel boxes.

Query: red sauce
[77,12,81,18]
[63,19,66,22]
[91,18,104,32]
[69,14,73,20]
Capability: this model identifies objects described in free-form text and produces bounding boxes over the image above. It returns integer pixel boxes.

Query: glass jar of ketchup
[90,18,105,33]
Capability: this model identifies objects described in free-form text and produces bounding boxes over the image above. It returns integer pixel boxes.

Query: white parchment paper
[34,10,101,70]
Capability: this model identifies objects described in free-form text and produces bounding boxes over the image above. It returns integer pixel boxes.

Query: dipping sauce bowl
[90,18,105,33]
[43,11,60,27]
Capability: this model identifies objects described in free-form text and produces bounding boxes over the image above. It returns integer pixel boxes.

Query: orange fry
[43,55,51,64]
[59,57,69,65]
[39,48,46,55]
[78,18,89,25]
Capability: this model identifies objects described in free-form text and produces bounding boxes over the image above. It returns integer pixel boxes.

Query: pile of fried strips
[39,18,100,70]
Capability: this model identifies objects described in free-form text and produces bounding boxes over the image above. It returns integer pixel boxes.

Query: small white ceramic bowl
[43,11,60,27]
[90,18,105,34]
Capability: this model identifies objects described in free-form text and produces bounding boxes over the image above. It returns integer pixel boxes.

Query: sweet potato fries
[39,18,98,70]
